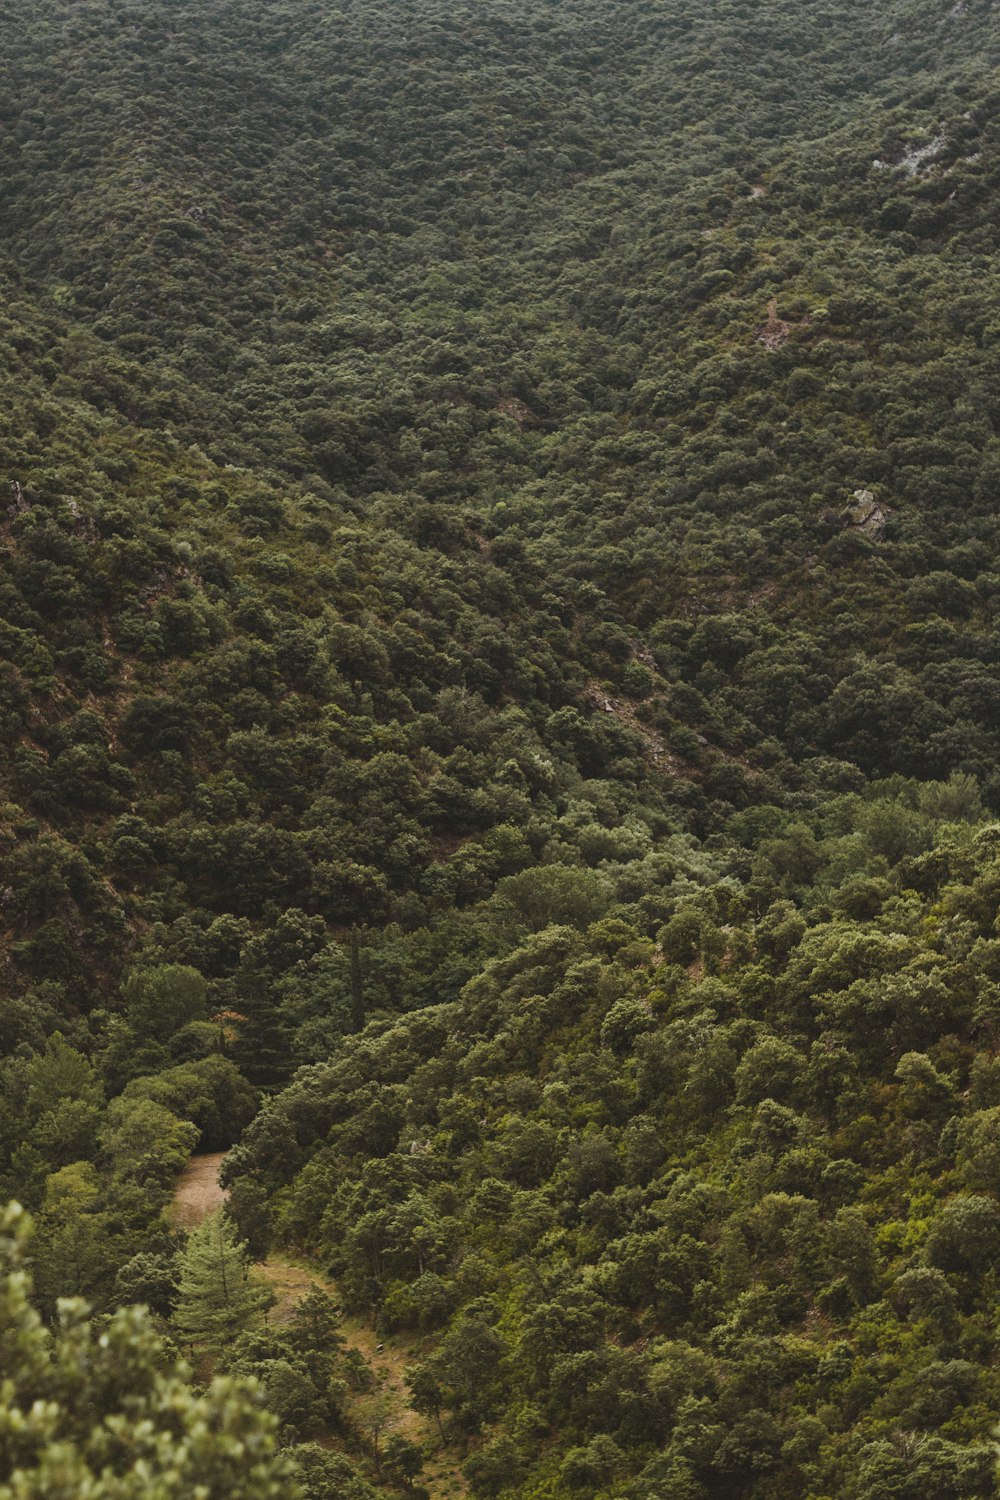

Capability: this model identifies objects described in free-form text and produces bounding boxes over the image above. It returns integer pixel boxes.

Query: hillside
[4,1,1000,1497]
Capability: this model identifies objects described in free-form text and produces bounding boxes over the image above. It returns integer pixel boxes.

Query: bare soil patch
[168,1150,228,1231]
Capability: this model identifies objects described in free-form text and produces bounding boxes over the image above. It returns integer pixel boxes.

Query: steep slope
[1,0,1000,1052]
[4,0,1000,1495]
[233,808,1000,1500]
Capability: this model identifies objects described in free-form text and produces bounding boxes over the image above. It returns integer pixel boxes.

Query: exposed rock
[496,396,534,427]
[583,680,684,776]
[846,488,892,539]
[874,135,946,176]
[754,297,808,351]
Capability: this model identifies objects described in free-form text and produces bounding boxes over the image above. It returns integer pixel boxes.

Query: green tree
[383,1434,425,1490]
[407,1360,446,1441]
[174,1210,271,1355]
[123,964,210,1044]
[31,1161,112,1308]
[351,925,366,1034]
[232,963,295,1088]
[99,1096,198,1189]
[0,1202,297,1499]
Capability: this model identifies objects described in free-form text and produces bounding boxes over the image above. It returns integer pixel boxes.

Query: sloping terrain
[4,1,1000,1497]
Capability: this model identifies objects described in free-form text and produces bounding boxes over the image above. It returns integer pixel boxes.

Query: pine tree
[232,963,294,1087]
[173,1210,271,1354]
[350,926,365,1034]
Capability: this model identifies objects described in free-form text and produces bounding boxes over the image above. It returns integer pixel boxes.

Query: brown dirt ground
[171,1155,468,1500]
[263,1251,469,1499]
[167,1150,229,1231]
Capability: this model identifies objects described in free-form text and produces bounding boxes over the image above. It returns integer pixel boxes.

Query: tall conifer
[174,1210,270,1354]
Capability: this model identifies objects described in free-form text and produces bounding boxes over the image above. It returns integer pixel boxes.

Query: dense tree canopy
[4,0,1000,1495]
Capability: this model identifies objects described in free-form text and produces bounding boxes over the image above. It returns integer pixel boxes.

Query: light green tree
[31,1161,110,1307]
[99,1095,198,1188]
[174,1209,271,1354]
[0,1201,298,1499]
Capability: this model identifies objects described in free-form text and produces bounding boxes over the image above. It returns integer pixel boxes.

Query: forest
[4,0,1000,1495]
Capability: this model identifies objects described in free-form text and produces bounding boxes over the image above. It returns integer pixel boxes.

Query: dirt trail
[171,1154,467,1500]
[168,1150,228,1230]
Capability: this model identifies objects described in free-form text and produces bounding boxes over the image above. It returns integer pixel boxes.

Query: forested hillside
[4,0,1000,1496]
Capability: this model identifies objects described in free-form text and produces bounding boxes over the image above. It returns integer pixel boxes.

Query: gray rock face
[847,489,893,539]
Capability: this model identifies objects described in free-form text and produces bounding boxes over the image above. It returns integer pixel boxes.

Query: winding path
[170,1153,467,1499]
[169,1150,229,1230]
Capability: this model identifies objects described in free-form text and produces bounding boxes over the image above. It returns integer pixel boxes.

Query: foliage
[6,0,1000,1494]
[236,807,1000,1498]
[0,1202,298,1499]
[173,1209,271,1355]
